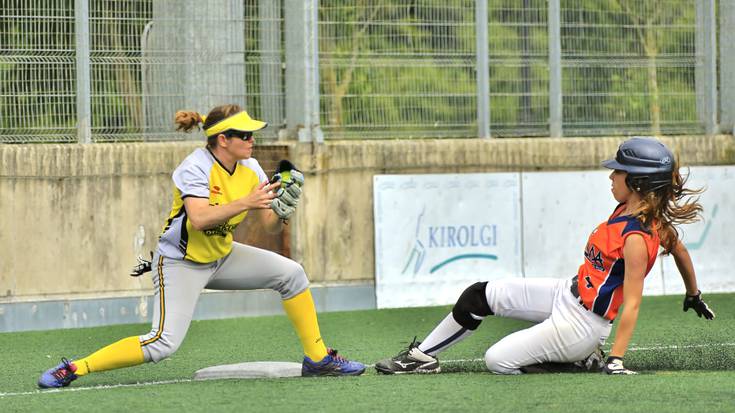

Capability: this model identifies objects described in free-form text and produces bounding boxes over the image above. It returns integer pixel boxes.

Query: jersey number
[584,275,594,289]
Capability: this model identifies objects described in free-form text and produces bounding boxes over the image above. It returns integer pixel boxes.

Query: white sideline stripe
[0,379,192,398]
[4,342,734,398]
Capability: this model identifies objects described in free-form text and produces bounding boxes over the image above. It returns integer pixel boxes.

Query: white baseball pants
[483,277,612,374]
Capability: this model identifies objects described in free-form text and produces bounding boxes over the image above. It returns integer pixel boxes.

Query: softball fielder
[39,104,364,388]
[376,137,715,375]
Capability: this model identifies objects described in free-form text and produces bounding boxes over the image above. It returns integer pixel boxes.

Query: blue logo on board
[402,207,498,275]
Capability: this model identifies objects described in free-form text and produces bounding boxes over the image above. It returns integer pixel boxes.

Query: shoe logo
[395,360,417,368]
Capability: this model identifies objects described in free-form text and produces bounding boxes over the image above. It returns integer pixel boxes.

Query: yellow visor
[204,111,267,137]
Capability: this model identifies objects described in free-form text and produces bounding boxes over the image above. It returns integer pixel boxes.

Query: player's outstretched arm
[671,241,699,295]
[604,234,647,375]
[671,241,715,320]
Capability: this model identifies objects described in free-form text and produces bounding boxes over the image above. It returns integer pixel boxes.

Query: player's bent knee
[484,348,522,375]
[144,334,184,363]
[278,261,309,299]
[452,281,493,330]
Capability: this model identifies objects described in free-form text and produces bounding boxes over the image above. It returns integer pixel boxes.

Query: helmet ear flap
[625,174,642,192]
[626,173,672,194]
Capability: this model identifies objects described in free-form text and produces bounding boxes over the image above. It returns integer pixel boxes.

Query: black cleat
[375,338,440,374]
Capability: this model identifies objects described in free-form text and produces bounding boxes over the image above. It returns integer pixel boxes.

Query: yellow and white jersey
[156,148,268,263]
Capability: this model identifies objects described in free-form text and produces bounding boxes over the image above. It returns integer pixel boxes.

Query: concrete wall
[0,143,288,302]
[1,136,734,302]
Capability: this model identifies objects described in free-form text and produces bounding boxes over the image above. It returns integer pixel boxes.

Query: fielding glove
[683,290,715,320]
[130,251,153,277]
[270,160,304,207]
[271,197,296,220]
[602,356,637,375]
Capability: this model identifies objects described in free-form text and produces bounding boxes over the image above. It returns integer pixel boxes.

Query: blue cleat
[38,358,78,388]
[302,348,365,377]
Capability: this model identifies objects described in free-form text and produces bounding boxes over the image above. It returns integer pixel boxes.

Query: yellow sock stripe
[141,256,166,346]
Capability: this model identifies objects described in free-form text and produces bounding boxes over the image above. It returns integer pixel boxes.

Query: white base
[193,361,303,380]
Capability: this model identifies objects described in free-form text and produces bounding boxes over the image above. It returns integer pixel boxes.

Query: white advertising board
[521,170,618,279]
[373,174,522,309]
[521,167,735,295]
[375,166,735,308]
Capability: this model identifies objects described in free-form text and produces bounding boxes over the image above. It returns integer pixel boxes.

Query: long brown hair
[627,160,704,254]
[174,104,243,148]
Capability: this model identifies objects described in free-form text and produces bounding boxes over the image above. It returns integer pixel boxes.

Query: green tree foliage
[560,0,698,134]
[319,0,477,137]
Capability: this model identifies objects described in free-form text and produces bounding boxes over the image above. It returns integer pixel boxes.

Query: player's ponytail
[630,161,704,254]
[174,111,204,133]
[174,104,244,148]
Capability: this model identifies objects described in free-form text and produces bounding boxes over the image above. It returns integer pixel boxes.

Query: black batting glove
[683,290,715,320]
[130,251,153,277]
[602,356,637,375]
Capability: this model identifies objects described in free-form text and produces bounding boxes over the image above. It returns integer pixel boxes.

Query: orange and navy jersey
[156,148,267,263]
[576,204,660,320]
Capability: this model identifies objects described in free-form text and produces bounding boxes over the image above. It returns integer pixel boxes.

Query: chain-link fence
[0,0,725,143]
[1,0,77,142]
[488,0,549,136]
[1,0,283,143]
[560,0,702,135]
[318,1,478,138]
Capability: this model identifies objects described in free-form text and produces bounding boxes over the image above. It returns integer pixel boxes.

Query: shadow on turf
[434,345,735,374]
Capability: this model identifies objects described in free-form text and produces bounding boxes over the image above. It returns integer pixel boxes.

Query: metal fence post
[285,0,323,142]
[696,0,718,135]
[475,0,491,139]
[259,0,283,130]
[548,0,562,138]
[720,0,735,134]
[75,0,92,144]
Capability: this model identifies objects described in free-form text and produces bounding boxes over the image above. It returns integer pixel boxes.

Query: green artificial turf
[1,293,733,412]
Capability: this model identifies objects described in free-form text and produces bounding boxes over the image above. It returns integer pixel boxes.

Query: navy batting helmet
[602,137,675,193]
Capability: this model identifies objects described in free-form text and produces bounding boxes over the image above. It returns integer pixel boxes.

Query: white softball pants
[483,277,612,374]
[139,242,309,363]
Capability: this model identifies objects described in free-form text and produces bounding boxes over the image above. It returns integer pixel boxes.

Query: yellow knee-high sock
[282,288,328,361]
[73,336,145,376]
